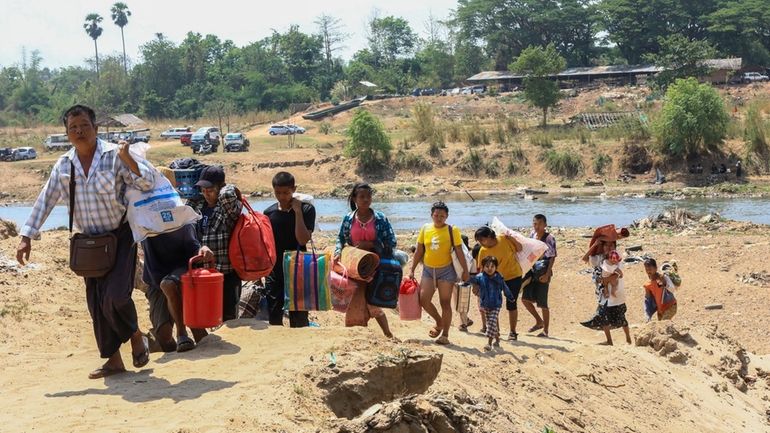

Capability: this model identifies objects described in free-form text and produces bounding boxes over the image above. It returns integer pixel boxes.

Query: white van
[44,134,72,151]
[160,127,192,139]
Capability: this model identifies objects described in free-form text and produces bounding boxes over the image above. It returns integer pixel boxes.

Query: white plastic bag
[451,242,475,281]
[129,143,150,160]
[489,217,547,274]
[125,171,201,242]
[293,192,314,205]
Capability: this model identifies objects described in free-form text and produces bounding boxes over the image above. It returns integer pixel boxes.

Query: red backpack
[229,198,276,280]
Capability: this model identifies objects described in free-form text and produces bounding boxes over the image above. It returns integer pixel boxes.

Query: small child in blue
[469,255,514,350]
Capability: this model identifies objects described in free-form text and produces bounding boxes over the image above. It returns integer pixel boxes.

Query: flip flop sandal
[132,335,150,368]
[537,332,549,338]
[528,324,544,333]
[88,366,126,380]
[435,336,450,345]
[428,327,441,338]
[176,336,196,353]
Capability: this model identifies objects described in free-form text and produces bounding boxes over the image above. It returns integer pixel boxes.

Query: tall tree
[110,2,131,74]
[368,16,418,65]
[599,0,718,64]
[314,14,349,71]
[510,44,566,126]
[643,35,717,88]
[706,0,770,66]
[83,13,104,78]
[454,0,598,69]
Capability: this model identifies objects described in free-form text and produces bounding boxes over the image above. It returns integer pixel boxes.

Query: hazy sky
[0,0,458,69]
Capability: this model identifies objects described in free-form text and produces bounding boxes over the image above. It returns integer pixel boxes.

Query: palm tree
[110,2,131,73]
[83,13,104,78]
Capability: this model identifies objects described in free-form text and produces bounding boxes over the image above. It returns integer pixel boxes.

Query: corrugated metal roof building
[466,59,741,86]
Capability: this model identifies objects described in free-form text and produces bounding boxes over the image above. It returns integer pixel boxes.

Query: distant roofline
[467,58,742,82]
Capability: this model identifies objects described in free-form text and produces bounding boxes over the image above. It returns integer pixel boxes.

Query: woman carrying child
[334,183,397,338]
[469,256,515,351]
[408,201,470,345]
[580,240,629,344]
[599,250,631,345]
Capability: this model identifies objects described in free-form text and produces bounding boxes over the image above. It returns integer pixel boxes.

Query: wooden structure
[569,111,647,130]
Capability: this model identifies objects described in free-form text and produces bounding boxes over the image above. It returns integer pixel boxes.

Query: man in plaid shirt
[16,104,156,379]
[187,165,243,320]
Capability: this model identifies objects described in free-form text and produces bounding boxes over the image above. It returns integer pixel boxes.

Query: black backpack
[366,256,402,308]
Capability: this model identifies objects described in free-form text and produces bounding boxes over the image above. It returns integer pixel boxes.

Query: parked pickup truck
[223,133,250,152]
[44,134,72,151]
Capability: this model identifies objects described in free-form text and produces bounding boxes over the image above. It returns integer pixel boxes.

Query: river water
[1,194,768,233]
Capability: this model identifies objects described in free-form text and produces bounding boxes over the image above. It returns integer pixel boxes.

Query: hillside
[1,82,770,204]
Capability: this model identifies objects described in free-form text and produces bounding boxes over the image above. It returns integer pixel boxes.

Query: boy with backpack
[521,214,557,338]
[188,165,243,321]
[264,172,316,327]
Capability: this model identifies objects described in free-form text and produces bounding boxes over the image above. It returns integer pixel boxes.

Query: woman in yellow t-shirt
[408,201,470,345]
[474,226,523,341]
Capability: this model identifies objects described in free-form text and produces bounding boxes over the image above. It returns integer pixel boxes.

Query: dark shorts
[145,285,172,331]
[522,276,550,309]
[143,266,186,331]
[504,277,523,311]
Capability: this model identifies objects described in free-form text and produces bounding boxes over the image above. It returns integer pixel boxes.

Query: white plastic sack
[489,217,547,274]
[125,171,201,242]
[129,143,150,160]
[451,242,475,281]
[293,192,314,205]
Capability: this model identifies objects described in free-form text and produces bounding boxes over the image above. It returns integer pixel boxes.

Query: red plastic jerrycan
[182,254,224,328]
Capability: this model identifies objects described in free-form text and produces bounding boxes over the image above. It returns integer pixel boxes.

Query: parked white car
[44,134,72,151]
[742,72,769,83]
[12,147,37,161]
[287,124,306,134]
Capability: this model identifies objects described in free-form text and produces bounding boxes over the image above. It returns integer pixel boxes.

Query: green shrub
[529,131,553,148]
[541,149,584,178]
[506,117,520,135]
[485,160,501,177]
[510,143,527,162]
[411,103,437,143]
[654,78,729,158]
[494,121,508,145]
[393,150,433,172]
[459,149,484,174]
[744,102,770,172]
[576,127,591,145]
[619,142,653,174]
[464,118,490,147]
[592,153,613,175]
[447,122,462,142]
[345,109,392,170]
[319,121,333,135]
[507,160,521,175]
[429,129,445,157]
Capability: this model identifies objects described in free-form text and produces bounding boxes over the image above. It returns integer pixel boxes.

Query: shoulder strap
[69,161,75,234]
